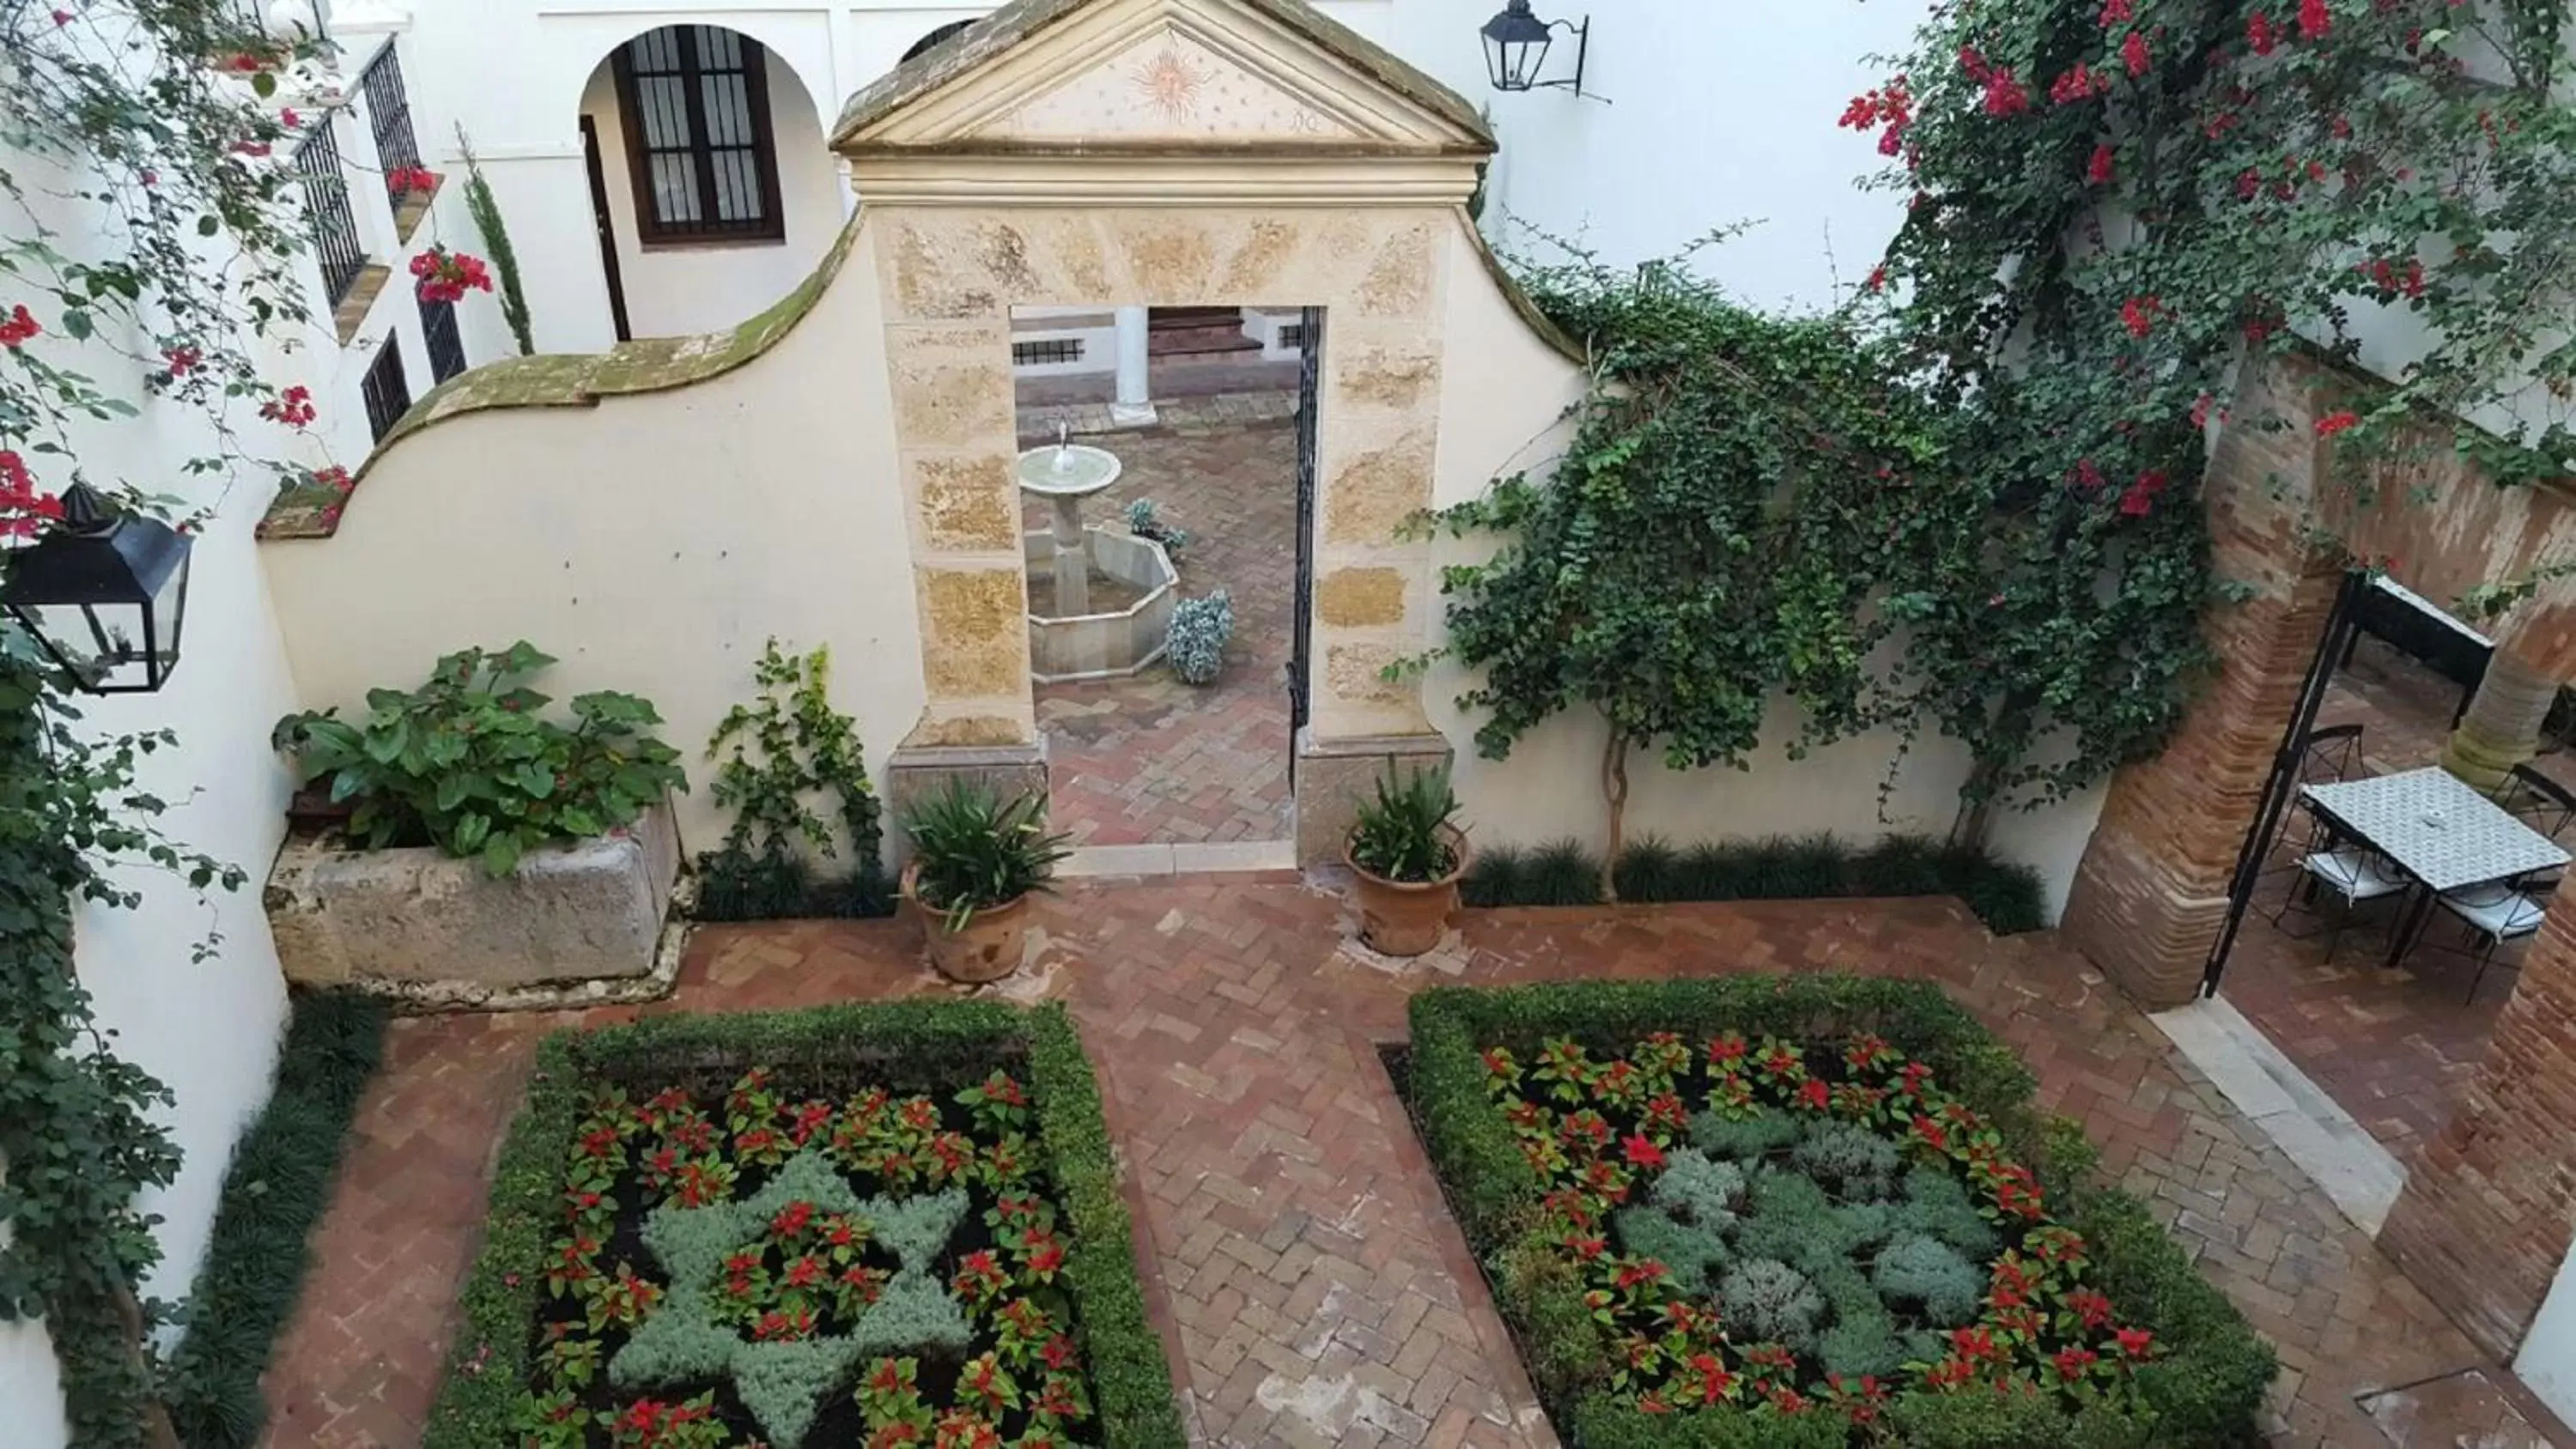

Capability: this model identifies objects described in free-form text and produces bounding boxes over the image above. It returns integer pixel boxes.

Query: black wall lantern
[1,483,192,694]
[1481,1,1595,98]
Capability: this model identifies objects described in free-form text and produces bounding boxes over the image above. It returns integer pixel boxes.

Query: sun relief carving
[977,26,1357,142]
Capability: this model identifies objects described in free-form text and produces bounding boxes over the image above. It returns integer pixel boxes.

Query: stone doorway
[1012,304,1309,852]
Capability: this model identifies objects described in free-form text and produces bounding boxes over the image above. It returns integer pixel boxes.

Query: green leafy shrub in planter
[424,1000,1184,1449]
[902,780,1072,931]
[1164,588,1231,686]
[271,640,685,876]
[1348,765,1461,882]
[1405,976,2275,1444]
[159,992,388,1446]
[695,640,890,922]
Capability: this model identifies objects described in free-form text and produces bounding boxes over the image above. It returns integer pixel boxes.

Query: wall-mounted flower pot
[1346,824,1468,957]
[264,800,681,1004]
[902,863,1030,984]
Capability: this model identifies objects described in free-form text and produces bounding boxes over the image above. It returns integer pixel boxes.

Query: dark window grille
[611,27,784,246]
[1012,338,1084,367]
[1277,324,1307,350]
[360,339,410,442]
[294,124,367,308]
[359,43,422,209]
[419,294,465,384]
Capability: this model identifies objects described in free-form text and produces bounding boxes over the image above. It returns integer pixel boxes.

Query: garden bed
[428,1000,1182,1449]
[1406,976,2273,1447]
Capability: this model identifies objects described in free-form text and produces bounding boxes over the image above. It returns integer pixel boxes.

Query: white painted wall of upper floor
[382,0,1930,354]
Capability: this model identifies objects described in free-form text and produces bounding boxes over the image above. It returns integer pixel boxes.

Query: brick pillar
[2380,901,2576,1355]
[2059,384,2345,1008]
[2440,645,2559,793]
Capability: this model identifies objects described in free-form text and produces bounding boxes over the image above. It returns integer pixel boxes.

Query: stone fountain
[1015,425,1179,682]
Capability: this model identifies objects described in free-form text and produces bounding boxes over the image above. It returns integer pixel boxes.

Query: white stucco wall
[262,223,926,856]
[0,135,301,1434]
[1387,0,1933,314]
[1427,227,2104,912]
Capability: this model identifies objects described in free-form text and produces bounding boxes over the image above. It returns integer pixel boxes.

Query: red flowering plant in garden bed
[1406,977,2274,1447]
[428,1002,1183,1449]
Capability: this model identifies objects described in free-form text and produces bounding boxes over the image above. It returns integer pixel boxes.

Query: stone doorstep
[2148,997,2408,1235]
[1061,839,1298,877]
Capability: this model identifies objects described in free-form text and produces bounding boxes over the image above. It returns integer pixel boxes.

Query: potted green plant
[1345,765,1468,956]
[901,780,1072,983]
[264,642,689,997]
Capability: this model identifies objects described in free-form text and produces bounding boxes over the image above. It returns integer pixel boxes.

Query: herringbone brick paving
[258,885,2560,1447]
[1024,418,1297,848]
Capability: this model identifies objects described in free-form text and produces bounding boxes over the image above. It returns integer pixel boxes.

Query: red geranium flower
[1620,1132,1665,1170]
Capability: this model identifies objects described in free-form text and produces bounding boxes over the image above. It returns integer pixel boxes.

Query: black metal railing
[360,338,410,442]
[359,43,422,209]
[293,124,366,307]
[419,294,465,385]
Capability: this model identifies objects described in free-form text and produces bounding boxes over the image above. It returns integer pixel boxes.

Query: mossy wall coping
[256,217,861,543]
[830,0,1495,155]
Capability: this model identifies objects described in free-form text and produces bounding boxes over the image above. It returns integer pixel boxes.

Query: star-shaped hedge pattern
[608,1151,971,1446]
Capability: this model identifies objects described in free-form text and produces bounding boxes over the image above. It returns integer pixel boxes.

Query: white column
[1110,305,1156,427]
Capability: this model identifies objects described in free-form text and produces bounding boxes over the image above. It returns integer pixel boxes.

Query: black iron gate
[1288,306,1324,736]
[2199,568,2371,996]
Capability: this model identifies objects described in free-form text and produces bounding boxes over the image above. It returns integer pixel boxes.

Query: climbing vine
[0,1,329,1443]
[1426,247,1947,876]
[1441,0,2576,858]
[1859,0,2576,828]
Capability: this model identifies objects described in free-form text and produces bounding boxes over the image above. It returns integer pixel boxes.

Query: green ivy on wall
[0,1,325,1442]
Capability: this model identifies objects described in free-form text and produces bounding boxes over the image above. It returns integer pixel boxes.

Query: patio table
[2299,766,2570,966]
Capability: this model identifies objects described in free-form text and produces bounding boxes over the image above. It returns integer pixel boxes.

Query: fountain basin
[1025,527,1178,683]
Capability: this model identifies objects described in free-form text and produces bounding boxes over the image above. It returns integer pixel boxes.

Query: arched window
[611,26,784,245]
[901,20,976,65]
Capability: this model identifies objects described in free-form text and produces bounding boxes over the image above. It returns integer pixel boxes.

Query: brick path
[2219,638,2576,1162]
[1023,418,1297,847]
[256,885,2565,1448]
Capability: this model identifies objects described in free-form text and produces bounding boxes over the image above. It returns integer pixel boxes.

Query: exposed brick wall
[2381,903,2576,1355]
[2063,349,2576,1354]
[2060,363,2344,1007]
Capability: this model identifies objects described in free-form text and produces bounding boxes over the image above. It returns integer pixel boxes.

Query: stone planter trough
[264,800,685,1009]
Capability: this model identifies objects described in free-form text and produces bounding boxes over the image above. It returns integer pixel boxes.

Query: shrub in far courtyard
[1164,590,1232,686]
[1407,976,2273,1446]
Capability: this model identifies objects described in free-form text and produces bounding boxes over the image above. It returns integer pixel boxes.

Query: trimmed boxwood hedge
[1406,976,2275,1447]
[1462,834,2048,937]
[423,998,1184,1449]
[161,990,389,1447]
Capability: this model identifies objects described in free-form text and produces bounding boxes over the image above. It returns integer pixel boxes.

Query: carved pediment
[834,0,1492,156]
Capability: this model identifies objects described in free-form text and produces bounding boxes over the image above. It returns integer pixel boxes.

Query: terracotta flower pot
[902,863,1030,984]
[1345,825,1468,957]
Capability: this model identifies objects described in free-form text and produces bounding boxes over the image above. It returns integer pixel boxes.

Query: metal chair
[2433,876,2551,1003]
[2271,803,2409,962]
[2425,765,2576,1002]
[2256,724,2369,880]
